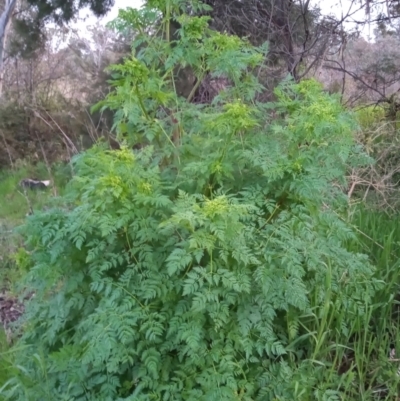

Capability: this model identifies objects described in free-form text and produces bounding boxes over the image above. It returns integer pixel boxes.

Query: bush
[2,3,382,400]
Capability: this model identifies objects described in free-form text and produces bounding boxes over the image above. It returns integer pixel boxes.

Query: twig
[17,189,33,216]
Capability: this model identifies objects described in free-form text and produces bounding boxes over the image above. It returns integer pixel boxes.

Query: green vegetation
[354,106,386,130]
[0,165,54,401]
[1,1,400,401]
[0,330,15,398]
[0,3,395,400]
[0,164,50,298]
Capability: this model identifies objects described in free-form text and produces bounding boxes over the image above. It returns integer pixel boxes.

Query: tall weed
[0,3,386,400]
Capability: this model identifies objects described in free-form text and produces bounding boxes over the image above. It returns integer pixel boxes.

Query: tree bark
[0,0,17,97]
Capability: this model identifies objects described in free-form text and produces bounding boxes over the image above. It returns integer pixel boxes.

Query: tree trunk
[0,0,17,97]
[273,0,297,79]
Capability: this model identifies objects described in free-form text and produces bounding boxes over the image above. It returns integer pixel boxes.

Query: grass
[341,206,400,399]
[0,162,72,400]
[0,161,71,222]
[0,162,67,294]
[0,160,73,291]
[0,330,17,397]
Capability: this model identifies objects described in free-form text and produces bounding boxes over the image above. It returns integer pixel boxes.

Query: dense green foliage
[1,3,392,401]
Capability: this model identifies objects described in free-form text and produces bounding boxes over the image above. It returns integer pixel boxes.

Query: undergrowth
[345,207,400,399]
[0,162,50,222]
[0,330,16,400]
[0,161,71,220]
[0,161,71,291]
[0,161,71,392]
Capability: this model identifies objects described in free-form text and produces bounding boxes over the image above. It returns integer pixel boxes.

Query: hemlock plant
[3,1,378,400]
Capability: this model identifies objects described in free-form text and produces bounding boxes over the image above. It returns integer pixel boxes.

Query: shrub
[354,105,385,130]
[3,2,381,400]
